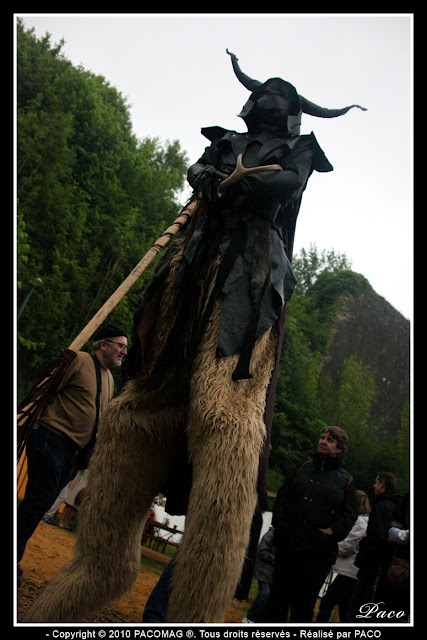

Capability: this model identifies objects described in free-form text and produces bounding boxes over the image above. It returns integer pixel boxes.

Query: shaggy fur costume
[24,239,277,623]
[23,48,362,621]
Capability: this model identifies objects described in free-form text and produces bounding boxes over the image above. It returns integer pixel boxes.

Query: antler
[217,154,283,189]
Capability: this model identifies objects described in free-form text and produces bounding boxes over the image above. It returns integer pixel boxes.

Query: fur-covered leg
[166,306,277,623]
[24,381,186,623]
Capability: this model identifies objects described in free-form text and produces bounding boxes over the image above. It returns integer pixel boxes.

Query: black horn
[299,95,367,118]
[226,49,262,92]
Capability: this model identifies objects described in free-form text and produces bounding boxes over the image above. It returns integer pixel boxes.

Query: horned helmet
[227,49,366,136]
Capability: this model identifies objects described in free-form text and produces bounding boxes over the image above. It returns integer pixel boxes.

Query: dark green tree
[17,19,188,399]
[292,243,353,295]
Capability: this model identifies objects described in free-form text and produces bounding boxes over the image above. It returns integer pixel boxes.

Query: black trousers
[261,547,332,623]
[316,574,356,622]
[17,426,77,563]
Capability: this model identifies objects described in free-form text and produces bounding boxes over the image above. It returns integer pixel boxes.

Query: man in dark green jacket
[261,426,358,623]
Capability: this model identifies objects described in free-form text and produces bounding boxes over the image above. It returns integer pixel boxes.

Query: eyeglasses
[105,339,128,352]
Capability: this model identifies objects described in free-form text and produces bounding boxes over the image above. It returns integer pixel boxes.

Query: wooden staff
[68,200,198,353]
[16,199,197,456]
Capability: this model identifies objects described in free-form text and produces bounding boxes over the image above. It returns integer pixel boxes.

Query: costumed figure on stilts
[25,50,365,623]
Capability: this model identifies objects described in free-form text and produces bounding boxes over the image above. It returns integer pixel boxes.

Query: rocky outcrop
[320,290,410,437]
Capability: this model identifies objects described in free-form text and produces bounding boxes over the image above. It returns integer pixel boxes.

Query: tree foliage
[292,243,353,295]
[16,20,188,398]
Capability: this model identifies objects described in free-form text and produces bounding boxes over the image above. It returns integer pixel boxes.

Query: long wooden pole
[16,199,198,452]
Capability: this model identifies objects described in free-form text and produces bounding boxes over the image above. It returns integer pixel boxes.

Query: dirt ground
[16,521,250,624]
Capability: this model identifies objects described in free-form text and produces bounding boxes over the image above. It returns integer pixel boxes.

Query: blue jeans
[142,553,177,622]
[17,425,77,563]
[246,581,270,622]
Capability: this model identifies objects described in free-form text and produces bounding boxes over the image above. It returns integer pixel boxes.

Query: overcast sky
[16,13,413,321]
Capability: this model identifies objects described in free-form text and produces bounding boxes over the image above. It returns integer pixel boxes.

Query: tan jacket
[40,351,114,449]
